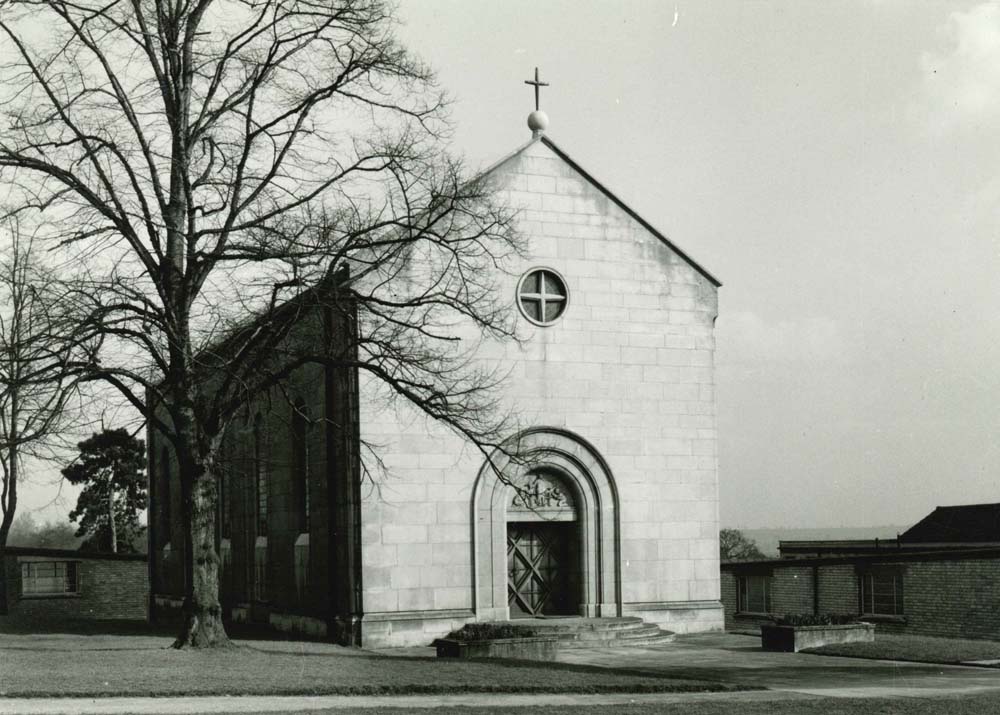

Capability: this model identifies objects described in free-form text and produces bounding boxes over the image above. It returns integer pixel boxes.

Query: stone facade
[2,547,147,625]
[721,549,1000,640]
[148,134,724,647]
[357,137,723,646]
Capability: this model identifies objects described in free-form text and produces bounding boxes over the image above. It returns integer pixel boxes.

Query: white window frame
[20,560,81,597]
[736,573,770,614]
[860,569,904,617]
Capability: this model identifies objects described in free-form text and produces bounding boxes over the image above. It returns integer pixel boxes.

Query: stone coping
[767,623,873,631]
[434,634,558,645]
[4,547,147,562]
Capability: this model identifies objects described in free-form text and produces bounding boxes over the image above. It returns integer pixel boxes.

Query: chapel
[148,84,724,647]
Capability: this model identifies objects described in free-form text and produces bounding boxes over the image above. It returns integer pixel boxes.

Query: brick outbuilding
[721,503,1000,641]
[1,547,147,626]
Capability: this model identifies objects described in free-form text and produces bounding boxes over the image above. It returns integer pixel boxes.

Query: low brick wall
[2,547,147,625]
[722,549,1000,641]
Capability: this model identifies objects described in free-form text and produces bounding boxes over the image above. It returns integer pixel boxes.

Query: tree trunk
[0,544,7,616]
[172,436,230,648]
[0,524,11,616]
[0,444,18,615]
[107,476,117,553]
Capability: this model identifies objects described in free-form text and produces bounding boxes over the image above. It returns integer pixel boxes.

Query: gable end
[537,136,721,288]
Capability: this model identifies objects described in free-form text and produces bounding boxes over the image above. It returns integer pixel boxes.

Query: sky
[395,0,1000,530]
[15,0,1000,530]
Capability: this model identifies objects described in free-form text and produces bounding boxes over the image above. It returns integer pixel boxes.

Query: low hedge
[774,614,860,627]
[444,622,538,641]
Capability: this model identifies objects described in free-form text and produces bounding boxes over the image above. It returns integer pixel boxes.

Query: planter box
[434,635,559,660]
[761,622,875,653]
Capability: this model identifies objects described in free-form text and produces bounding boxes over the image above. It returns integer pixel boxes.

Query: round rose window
[517,268,568,326]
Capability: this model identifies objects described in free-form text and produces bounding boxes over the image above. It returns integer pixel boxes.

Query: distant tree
[0,219,93,612]
[62,429,147,554]
[6,513,82,550]
[720,528,766,562]
[4,513,39,546]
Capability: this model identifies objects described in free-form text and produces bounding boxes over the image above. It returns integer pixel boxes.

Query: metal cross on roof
[524,67,549,111]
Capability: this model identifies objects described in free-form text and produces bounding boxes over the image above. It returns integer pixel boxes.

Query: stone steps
[507,616,675,649]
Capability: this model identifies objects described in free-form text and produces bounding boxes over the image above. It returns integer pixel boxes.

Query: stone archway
[472,427,621,621]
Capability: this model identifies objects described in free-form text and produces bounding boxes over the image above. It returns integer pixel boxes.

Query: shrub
[444,623,537,641]
[774,614,860,627]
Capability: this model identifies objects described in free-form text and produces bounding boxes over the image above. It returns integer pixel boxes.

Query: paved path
[3,633,1000,713]
[0,690,812,714]
[556,632,1000,698]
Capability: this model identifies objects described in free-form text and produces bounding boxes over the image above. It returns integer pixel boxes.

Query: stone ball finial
[527,110,549,133]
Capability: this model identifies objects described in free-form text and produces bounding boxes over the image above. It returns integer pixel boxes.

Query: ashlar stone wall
[357,137,722,646]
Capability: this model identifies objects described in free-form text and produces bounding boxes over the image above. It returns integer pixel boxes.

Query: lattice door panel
[507,522,578,617]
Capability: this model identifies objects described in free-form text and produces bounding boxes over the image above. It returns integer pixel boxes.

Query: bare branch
[0,0,522,646]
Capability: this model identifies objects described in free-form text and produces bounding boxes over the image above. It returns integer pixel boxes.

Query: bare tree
[0,219,92,613]
[719,528,767,562]
[0,1,522,647]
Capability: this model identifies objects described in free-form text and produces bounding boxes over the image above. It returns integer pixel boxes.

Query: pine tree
[63,429,147,554]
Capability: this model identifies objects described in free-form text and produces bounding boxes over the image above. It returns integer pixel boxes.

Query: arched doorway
[472,427,621,621]
[506,469,581,617]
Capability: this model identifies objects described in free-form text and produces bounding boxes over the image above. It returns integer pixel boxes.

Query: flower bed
[434,622,559,660]
[761,614,874,653]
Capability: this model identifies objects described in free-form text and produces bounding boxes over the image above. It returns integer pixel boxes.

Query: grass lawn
[804,634,1000,666]
[0,630,747,698]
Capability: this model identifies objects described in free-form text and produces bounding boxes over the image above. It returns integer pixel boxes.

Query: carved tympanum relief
[508,470,576,521]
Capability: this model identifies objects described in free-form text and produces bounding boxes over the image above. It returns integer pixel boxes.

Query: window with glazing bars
[860,571,903,616]
[292,401,310,533]
[21,561,79,595]
[737,574,770,613]
[254,415,268,536]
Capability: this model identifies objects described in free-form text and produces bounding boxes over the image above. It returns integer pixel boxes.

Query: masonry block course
[357,136,722,646]
[149,322,361,637]
[148,133,723,647]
